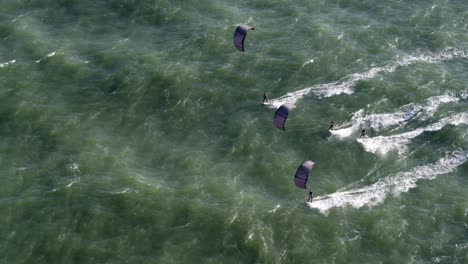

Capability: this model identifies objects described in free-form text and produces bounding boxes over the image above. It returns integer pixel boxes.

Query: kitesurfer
[328,121,335,130]
[308,191,313,202]
[263,92,268,103]
[360,129,366,138]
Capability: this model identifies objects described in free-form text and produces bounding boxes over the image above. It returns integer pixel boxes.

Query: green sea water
[0,0,467,263]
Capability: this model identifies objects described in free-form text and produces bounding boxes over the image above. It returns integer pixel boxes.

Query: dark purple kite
[273,103,293,130]
[294,160,314,189]
[233,24,255,52]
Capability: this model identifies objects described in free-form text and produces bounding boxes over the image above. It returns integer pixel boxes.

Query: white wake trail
[359,112,468,156]
[0,59,16,68]
[307,151,468,214]
[330,94,461,140]
[268,49,468,109]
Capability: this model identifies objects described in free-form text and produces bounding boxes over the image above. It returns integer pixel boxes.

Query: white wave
[413,94,460,121]
[268,48,468,109]
[302,57,317,67]
[0,59,16,68]
[307,151,468,214]
[35,51,57,63]
[330,94,460,140]
[268,204,281,213]
[329,124,360,138]
[460,89,468,100]
[359,112,468,156]
[329,109,364,139]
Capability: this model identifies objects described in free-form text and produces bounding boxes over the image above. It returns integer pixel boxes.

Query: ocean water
[0,0,467,263]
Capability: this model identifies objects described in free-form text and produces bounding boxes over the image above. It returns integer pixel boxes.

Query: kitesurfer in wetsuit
[263,92,268,103]
[328,121,335,130]
[360,129,366,138]
[308,191,313,202]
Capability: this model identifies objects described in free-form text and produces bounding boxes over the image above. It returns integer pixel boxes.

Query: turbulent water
[1,0,467,263]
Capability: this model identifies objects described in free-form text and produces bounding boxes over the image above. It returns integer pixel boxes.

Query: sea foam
[359,112,468,156]
[307,151,468,214]
[268,49,468,109]
[330,94,460,140]
[0,59,16,68]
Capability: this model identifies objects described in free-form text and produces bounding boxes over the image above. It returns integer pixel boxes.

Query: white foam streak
[330,94,460,140]
[413,94,460,121]
[360,112,468,156]
[0,59,16,68]
[329,124,360,138]
[308,151,468,214]
[330,109,364,138]
[460,89,468,100]
[268,49,468,108]
[302,58,317,66]
[35,51,57,63]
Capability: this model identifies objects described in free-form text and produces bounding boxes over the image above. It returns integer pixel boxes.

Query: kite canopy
[274,103,293,130]
[233,24,255,52]
[294,160,314,189]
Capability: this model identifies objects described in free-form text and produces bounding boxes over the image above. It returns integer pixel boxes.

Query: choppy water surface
[1,1,467,263]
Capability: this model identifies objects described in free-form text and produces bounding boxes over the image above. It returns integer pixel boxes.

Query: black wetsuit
[360,129,366,138]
